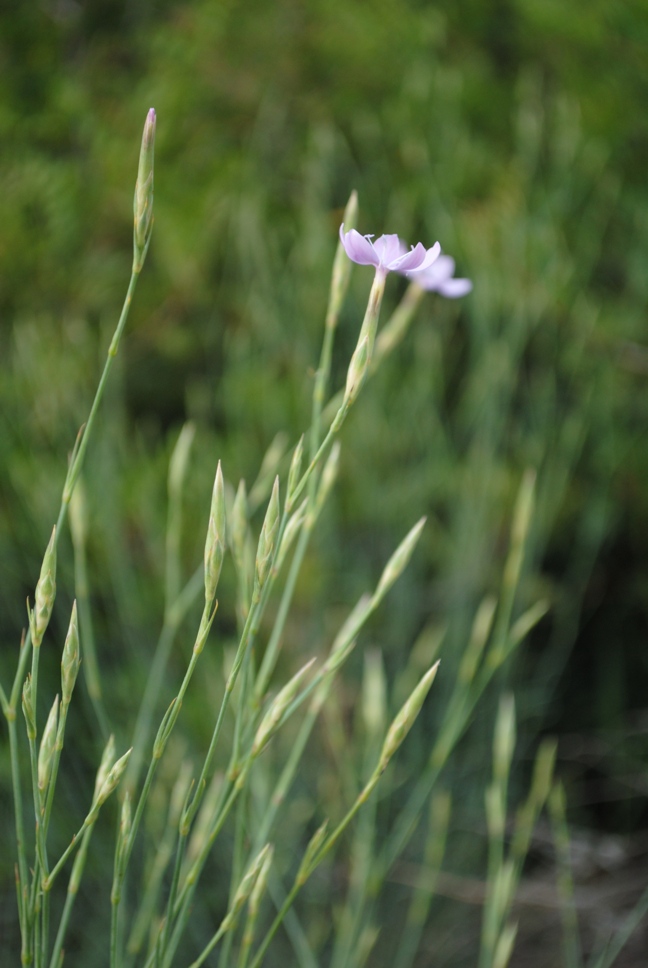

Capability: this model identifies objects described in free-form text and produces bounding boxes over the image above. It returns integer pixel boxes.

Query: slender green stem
[125,620,178,793]
[157,830,189,962]
[218,788,247,968]
[248,882,301,968]
[187,924,228,968]
[48,822,96,968]
[154,784,242,968]
[112,604,213,964]
[27,730,48,891]
[253,702,319,852]
[248,772,381,968]
[393,792,451,968]
[7,714,29,957]
[8,266,146,956]
[72,532,110,739]
[286,424,338,513]
[61,269,141,518]
[331,734,380,968]
[45,813,93,890]
[186,593,262,827]
[254,520,313,703]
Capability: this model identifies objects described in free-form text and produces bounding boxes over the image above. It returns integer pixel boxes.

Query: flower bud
[22,675,36,742]
[222,844,273,932]
[38,696,59,794]
[204,461,227,606]
[133,108,156,271]
[275,499,307,573]
[377,661,439,773]
[96,748,132,806]
[342,335,369,410]
[168,423,195,499]
[33,527,57,646]
[296,820,328,885]
[324,594,372,675]
[326,190,358,332]
[61,601,81,706]
[287,436,304,506]
[254,477,280,591]
[372,517,426,605]
[362,649,387,740]
[93,735,116,801]
[230,480,249,574]
[493,694,516,784]
[248,433,288,510]
[252,658,316,756]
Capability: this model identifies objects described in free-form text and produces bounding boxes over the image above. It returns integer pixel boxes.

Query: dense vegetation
[1,1,648,964]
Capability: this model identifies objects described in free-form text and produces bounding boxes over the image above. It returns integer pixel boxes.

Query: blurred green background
[2,0,648,963]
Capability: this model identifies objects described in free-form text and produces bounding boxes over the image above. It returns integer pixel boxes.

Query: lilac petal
[412,241,442,273]
[393,241,438,273]
[374,233,406,267]
[339,225,380,267]
[410,255,455,289]
[428,255,455,281]
[438,278,473,298]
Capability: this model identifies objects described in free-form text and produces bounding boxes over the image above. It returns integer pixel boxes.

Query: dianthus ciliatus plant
[1,110,557,968]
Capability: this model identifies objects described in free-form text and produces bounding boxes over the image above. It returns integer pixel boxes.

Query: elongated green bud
[230,479,249,575]
[22,675,36,741]
[241,843,274,952]
[96,748,132,806]
[324,593,372,675]
[133,108,156,271]
[485,782,505,840]
[61,602,81,706]
[362,649,387,739]
[120,791,132,842]
[69,477,88,553]
[377,661,439,773]
[509,599,550,649]
[38,696,59,793]
[204,461,227,605]
[252,658,316,756]
[247,843,273,918]
[248,432,287,510]
[493,694,516,784]
[458,596,497,685]
[222,844,273,932]
[93,735,116,801]
[342,335,369,412]
[254,477,280,591]
[326,190,358,332]
[287,436,304,505]
[33,527,57,646]
[113,791,132,875]
[529,738,556,807]
[296,820,328,885]
[373,517,426,605]
[502,468,535,594]
[493,920,518,968]
[168,423,195,498]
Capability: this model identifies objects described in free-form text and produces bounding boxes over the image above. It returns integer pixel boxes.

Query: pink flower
[339,225,441,277]
[407,254,472,298]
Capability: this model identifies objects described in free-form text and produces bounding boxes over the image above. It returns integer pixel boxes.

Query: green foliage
[1,1,648,965]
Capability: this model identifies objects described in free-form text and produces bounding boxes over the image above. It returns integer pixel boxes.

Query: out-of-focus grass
[1,1,648,963]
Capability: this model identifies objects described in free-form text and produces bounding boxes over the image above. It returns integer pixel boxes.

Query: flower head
[407,254,472,298]
[339,225,440,277]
